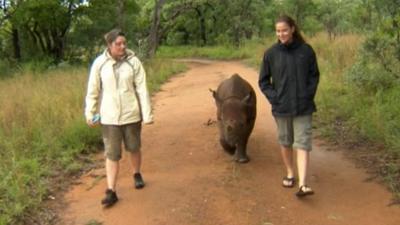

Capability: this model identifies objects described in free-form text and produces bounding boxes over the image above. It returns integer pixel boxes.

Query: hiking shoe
[134,173,145,189]
[101,189,118,207]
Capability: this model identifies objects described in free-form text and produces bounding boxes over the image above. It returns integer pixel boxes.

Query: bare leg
[280,146,295,179]
[105,158,119,191]
[128,151,142,174]
[297,149,309,187]
[129,151,145,189]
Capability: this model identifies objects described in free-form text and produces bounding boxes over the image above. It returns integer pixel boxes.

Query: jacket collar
[104,49,135,62]
[277,39,302,50]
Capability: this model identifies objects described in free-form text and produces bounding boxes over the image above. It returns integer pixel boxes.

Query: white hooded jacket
[85,49,153,125]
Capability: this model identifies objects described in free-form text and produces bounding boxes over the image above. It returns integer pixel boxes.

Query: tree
[346,0,400,92]
[152,0,269,47]
[272,0,317,29]
[0,0,84,62]
[1,0,23,60]
[312,0,359,40]
[147,0,166,57]
[65,0,140,62]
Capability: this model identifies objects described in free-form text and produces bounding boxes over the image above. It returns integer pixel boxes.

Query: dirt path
[60,60,400,225]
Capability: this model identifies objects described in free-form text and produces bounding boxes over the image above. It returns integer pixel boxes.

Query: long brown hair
[276,15,305,43]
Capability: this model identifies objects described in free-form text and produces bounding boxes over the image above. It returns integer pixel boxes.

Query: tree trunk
[195,7,206,46]
[31,24,47,54]
[234,0,252,46]
[11,28,21,60]
[117,0,125,30]
[51,29,64,62]
[293,0,304,28]
[148,0,166,58]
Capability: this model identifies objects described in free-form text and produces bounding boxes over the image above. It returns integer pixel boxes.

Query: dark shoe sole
[282,177,295,188]
[135,183,145,189]
[101,197,118,207]
[102,199,118,208]
[296,185,314,197]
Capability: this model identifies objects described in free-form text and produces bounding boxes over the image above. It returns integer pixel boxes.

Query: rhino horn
[242,93,252,104]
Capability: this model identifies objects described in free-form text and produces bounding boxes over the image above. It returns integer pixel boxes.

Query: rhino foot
[234,155,250,163]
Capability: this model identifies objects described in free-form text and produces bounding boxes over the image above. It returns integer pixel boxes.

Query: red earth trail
[60,60,400,225]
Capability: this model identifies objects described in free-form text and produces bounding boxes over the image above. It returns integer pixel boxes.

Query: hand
[144,120,154,125]
[87,119,98,127]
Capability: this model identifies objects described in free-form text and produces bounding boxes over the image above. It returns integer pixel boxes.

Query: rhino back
[217,74,253,99]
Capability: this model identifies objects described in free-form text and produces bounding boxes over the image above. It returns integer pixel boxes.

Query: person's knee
[126,148,141,155]
[105,151,122,161]
[293,142,312,151]
[278,133,293,146]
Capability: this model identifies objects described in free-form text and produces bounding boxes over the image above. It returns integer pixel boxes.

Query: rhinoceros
[211,74,256,163]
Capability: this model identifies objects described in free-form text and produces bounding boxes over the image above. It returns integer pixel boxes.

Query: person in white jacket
[85,29,153,207]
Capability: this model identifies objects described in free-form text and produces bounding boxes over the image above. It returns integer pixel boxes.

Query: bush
[345,33,400,93]
[375,87,400,152]
[0,60,16,79]
[19,57,55,75]
[313,32,400,199]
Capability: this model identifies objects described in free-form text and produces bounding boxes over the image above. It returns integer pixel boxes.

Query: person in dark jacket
[259,15,319,197]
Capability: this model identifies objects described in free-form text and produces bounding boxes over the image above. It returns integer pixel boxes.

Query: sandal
[296,185,314,197]
[282,177,295,188]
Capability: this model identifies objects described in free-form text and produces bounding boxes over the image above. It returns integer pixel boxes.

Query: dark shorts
[102,122,142,161]
[274,115,313,151]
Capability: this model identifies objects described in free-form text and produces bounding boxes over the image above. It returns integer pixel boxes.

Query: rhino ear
[209,89,219,101]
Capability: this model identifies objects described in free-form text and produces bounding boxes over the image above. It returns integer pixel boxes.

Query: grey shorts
[102,122,142,161]
[274,115,313,151]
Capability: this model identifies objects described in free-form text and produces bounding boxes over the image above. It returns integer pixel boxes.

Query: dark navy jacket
[259,40,320,117]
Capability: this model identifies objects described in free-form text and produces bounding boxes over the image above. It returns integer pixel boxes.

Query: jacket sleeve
[85,59,102,121]
[258,52,278,105]
[133,58,153,124]
[307,48,320,99]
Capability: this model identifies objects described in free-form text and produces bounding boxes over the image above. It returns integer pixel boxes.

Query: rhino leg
[219,138,236,155]
[234,121,255,163]
[234,139,250,163]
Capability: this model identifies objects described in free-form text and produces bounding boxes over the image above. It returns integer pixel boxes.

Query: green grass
[145,58,188,92]
[310,34,363,136]
[85,219,103,225]
[157,38,269,62]
[0,58,186,225]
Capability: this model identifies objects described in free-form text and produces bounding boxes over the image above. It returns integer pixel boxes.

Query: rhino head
[212,93,252,143]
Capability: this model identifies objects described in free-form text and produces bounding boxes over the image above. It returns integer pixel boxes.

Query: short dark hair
[276,15,305,43]
[104,28,125,45]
